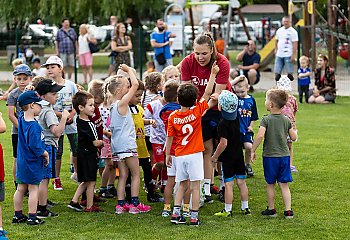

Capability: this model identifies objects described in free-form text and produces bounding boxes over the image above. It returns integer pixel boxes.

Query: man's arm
[291,41,298,62]
[150,39,169,48]
[236,46,247,62]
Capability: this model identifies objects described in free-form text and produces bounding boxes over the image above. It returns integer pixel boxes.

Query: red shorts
[152,143,165,163]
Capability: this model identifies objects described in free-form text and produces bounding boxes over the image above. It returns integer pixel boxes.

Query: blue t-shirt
[150,31,172,60]
[298,67,311,86]
[242,52,261,75]
[16,112,46,184]
[238,95,259,134]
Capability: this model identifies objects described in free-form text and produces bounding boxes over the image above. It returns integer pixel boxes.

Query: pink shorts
[79,52,93,66]
[101,138,111,159]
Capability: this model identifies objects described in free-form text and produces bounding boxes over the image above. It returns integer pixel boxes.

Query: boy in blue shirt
[12,91,49,225]
[297,56,311,103]
[231,75,258,177]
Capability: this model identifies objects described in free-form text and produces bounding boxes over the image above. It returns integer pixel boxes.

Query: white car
[231,25,256,44]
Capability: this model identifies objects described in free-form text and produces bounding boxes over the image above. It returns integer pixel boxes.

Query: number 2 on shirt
[181,124,193,145]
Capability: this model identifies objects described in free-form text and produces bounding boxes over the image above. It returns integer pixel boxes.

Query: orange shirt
[167,99,208,157]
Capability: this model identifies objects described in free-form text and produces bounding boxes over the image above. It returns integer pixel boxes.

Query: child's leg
[172,180,187,215]
[164,176,175,205]
[224,181,234,211]
[243,142,253,165]
[189,180,200,220]
[27,184,39,215]
[86,181,96,209]
[14,184,26,211]
[13,158,16,188]
[183,179,191,205]
[266,183,276,209]
[72,182,88,203]
[55,135,64,178]
[38,179,49,206]
[288,142,294,166]
[101,158,113,188]
[203,140,213,196]
[117,161,129,201]
[125,157,140,198]
[139,158,156,196]
[279,182,292,211]
[237,179,249,211]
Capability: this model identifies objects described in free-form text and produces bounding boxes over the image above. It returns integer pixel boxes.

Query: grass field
[0,89,349,239]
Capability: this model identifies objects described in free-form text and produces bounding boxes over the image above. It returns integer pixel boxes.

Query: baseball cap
[276,75,292,92]
[218,90,238,120]
[35,79,64,96]
[41,56,63,68]
[18,90,42,107]
[13,64,32,76]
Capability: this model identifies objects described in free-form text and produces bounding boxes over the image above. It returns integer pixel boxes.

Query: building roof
[241,4,285,14]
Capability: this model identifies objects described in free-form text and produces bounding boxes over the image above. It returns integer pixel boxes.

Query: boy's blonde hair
[266,89,288,109]
[162,65,180,80]
[12,58,24,68]
[299,55,309,64]
[88,79,104,98]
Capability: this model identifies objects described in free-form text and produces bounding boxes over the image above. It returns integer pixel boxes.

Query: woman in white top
[78,24,97,84]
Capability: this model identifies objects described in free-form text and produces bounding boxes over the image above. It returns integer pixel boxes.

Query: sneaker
[210,185,220,195]
[67,201,83,212]
[12,214,28,223]
[37,209,59,218]
[189,218,201,226]
[170,214,186,224]
[129,203,151,214]
[47,199,57,208]
[161,209,171,217]
[27,217,45,225]
[242,208,251,215]
[204,195,214,204]
[245,164,254,177]
[115,203,130,214]
[0,230,8,240]
[218,188,225,203]
[284,210,294,219]
[182,211,191,218]
[93,195,106,203]
[100,190,114,198]
[147,192,164,203]
[290,166,298,172]
[70,172,78,183]
[79,199,87,207]
[261,207,277,217]
[84,205,101,212]
[52,178,63,190]
[108,186,117,197]
[214,209,232,217]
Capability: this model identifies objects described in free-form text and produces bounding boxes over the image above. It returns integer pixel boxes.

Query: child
[35,79,69,218]
[251,89,297,219]
[162,65,181,82]
[129,80,163,202]
[12,91,49,225]
[211,90,250,217]
[43,56,78,190]
[297,56,311,103]
[231,75,258,177]
[68,91,103,212]
[277,76,298,172]
[0,112,8,238]
[106,64,151,214]
[31,58,47,77]
[165,61,218,226]
[6,64,32,191]
[0,58,24,101]
[142,60,155,80]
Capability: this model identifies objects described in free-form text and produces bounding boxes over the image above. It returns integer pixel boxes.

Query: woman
[78,24,96,84]
[111,23,132,71]
[309,54,336,103]
[180,32,231,203]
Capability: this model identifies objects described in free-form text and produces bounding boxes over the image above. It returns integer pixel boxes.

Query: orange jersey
[167,99,209,157]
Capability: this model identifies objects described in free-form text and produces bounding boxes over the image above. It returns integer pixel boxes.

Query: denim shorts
[274,56,294,74]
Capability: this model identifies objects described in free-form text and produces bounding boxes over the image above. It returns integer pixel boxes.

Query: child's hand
[210,157,218,172]
[211,61,219,76]
[61,109,70,120]
[247,126,254,132]
[119,64,130,73]
[43,151,49,166]
[166,155,172,168]
[150,119,157,128]
[251,151,256,163]
[210,93,219,101]
[24,85,35,91]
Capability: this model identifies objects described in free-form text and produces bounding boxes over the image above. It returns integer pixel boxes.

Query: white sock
[219,176,224,190]
[241,201,249,210]
[0,227,3,231]
[225,203,232,212]
[204,179,211,196]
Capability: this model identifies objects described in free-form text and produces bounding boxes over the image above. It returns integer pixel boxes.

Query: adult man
[274,16,298,81]
[236,40,261,87]
[150,19,176,72]
[55,18,77,81]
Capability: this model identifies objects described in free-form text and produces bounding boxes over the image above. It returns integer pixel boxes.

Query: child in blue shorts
[251,89,297,219]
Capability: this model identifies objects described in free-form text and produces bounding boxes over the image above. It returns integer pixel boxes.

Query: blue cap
[218,90,238,120]
[13,64,32,76]
[18,91,42,107]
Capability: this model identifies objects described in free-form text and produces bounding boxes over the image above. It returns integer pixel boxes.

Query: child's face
[42,92,58,105]
[46,64,62,79]
[165,69,180,81]
[32,103,42,116]
[80,98,95,117]
[300,59,308,68]
[14,74,31,90]
[94,95,104,106]
[32,62,41,69]
[265,95,271,111]
[130,90,143,105]
[235,83,249,98]
[118,77,130,96]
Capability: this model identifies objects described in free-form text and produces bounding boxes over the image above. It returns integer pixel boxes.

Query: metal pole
[224,3,232,57]
[298,25,301,69]
[15,28,19,58]
[311,0,316,71]
[138,27,143,80]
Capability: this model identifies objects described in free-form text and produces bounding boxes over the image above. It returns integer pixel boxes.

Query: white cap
[41,56,63,68]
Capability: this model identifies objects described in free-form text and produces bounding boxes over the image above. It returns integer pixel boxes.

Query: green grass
[0,89,349,239]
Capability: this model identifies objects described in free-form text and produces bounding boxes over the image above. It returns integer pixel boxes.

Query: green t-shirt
[260,114,292,157]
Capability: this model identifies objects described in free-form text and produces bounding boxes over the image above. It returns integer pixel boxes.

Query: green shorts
[16,179,40,185]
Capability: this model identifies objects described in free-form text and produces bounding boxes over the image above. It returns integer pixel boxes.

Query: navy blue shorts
[43,145,56,179]
[240,132,254,144]
[263,156,292,184]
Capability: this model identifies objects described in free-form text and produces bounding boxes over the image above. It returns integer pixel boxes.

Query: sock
[0,227,3,231]
[183,204,190,212]
[81,191,87,201]
[219,176,224,190]
[125,185,131,200]
[152,167,160,181]
[163,204,171,211]
[204,179,211,196]
[28,213,37,220]
[117,200,125,207]
[190,210,199,220]
[241,201,249,210]
[14,181,18,190]
[107,184,115,190]
[172,205,181,216]
[225,203,232,212]
[15,210,23,218]
[38,205,46,212]
[131,196,139,207]
[146,181,155,195]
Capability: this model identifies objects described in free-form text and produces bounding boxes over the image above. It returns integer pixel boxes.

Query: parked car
[22,24,58,45]
[231,25,256,44]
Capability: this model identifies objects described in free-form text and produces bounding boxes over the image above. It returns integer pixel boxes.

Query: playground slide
[259,19,304,69]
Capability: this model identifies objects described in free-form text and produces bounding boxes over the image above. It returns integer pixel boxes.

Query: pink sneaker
[115,203,130,214]
[129,203,152,214]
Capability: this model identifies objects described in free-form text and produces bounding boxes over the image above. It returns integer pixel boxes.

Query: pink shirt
[281,95,298,129]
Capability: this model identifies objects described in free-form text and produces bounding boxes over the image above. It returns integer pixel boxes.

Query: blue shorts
[274,56,294,74]
[43,145,56,179]
[110,56,115,65]
[240,132,254,144]
[263,156,292,184]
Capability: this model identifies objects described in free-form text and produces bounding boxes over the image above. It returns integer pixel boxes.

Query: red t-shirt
[89,107,103,140]
[181,52,232,99]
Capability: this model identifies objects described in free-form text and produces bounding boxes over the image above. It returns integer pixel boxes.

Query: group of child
[0,50,303,238]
